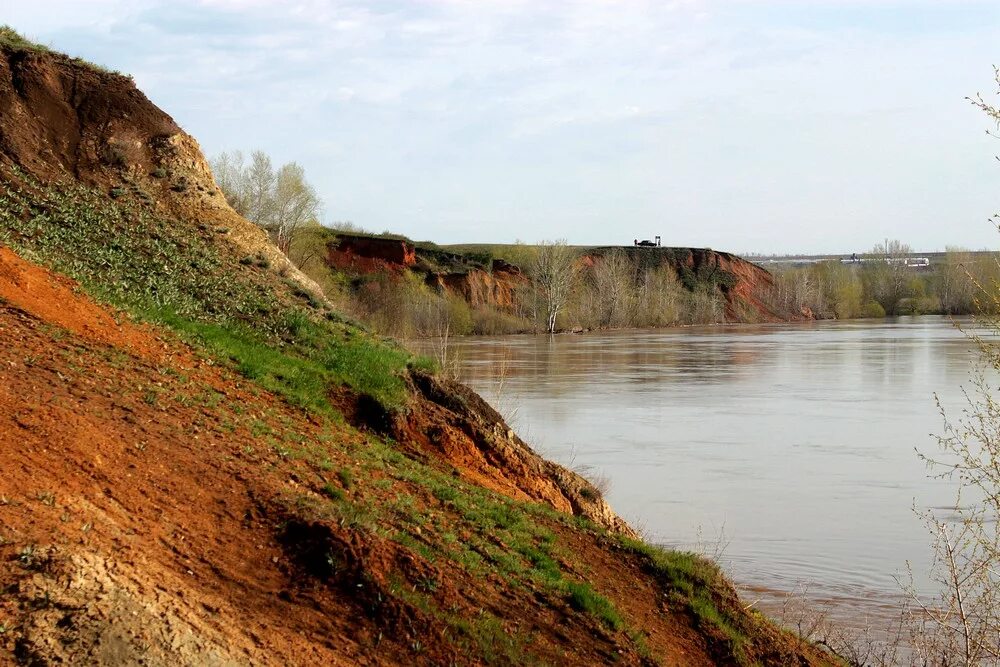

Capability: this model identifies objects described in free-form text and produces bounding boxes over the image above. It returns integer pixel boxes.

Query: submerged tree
[531,240,579,333]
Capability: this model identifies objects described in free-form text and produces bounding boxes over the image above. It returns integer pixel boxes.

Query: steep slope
[585,247,786,323]
[325,233,528,311]
[0,34,836,666]
[322,234,788,328]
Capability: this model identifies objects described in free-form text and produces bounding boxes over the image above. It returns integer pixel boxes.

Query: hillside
[0,33,835,665]
[310,234,791,338]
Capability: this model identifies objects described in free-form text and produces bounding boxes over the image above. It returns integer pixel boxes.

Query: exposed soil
[0,40,837,666]
[0,247,835,666]
[325,234,527,311]
[0,247,160,359]
[322,234,790,325]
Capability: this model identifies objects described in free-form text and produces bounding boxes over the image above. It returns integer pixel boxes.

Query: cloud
[9,0,1000,250]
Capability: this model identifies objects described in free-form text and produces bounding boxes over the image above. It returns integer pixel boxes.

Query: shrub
[860,301,886,318]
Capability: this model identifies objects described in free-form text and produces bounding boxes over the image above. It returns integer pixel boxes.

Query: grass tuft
[565,581,623,631]
[619,536,749,661]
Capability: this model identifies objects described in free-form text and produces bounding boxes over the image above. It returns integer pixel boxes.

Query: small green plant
[150,167,168,179]
[565,581,623,631]
[321,483,345,501]
[337,467,354,490]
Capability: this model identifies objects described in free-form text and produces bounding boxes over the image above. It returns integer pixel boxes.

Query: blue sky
[6,0,1000,253]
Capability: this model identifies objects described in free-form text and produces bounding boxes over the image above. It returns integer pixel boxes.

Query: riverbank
[0,32,838,665]
[410,318,976,649]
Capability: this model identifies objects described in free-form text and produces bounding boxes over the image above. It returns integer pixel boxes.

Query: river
[412,316,993,629]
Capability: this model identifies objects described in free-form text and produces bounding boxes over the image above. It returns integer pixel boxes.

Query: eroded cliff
[0,34,833,666]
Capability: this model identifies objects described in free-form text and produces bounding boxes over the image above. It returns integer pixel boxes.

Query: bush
[860,301,886,318]
[472,306,528,335]
[447,296,473,336]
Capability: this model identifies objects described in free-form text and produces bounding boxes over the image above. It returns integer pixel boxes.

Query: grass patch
[0,25,127,77]
[0,26,51,54]
[452,612,533,666]
[321,483,345,501]
[0,169,414,412]
[337,467,354,489]
[619,537,749,661]
[565,581,623,631]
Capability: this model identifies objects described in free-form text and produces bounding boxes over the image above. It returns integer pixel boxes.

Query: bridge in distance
[747,251,996,269]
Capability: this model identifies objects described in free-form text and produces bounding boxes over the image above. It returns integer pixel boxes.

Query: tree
[210,149,321,255]
[861,239,913,315]
[271,162,321,254]
[531,240,578,333]
[591,248,636,328]
[210,150,250,216]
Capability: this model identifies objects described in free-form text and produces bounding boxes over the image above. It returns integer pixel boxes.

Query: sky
[5,0,1000,253]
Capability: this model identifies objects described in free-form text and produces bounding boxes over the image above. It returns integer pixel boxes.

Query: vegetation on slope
[0,30,835,664]
[0,162,835,665]
[0,165,414,411]
[0,24,126,77]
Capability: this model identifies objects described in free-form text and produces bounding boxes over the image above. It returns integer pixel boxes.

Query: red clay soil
[326,236,417,273]
[0,249,836,666]
[0,247,160,359]
[324,235,527,311]
[0,42,835,666]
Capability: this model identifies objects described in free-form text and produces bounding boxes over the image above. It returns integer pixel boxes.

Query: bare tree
[210,150,250,216]
[272,162,321,254]
[246,150,276,226]
[897,70,1000,667]
[210,149,321,255]
[531,240,578,333]
[591,248,636,328]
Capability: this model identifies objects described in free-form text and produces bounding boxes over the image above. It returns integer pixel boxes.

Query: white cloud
[9,0,1000,250]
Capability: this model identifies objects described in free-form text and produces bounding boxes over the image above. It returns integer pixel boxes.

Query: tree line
[209,150,997,341]
[771,240,1000,318]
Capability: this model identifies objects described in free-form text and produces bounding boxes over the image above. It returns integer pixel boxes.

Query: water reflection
[413,316,994,624]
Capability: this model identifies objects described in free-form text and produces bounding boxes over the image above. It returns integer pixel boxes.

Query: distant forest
[770,241,1000,319]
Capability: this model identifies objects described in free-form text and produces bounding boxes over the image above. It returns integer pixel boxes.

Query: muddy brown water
[412,316,992,628]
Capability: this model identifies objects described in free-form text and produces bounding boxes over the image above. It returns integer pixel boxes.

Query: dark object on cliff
[635,235,661,247]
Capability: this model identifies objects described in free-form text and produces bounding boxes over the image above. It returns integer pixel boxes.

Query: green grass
[619,537,750,661]
[452,612,534,666]
[565,581,623,631]
[336,467,354,489]
[0,25,50,54]
[0,168,414,412]
[0,25,127,77]
[321,483,345,501]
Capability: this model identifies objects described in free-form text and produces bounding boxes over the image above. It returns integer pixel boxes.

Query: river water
[413,316,994,626]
